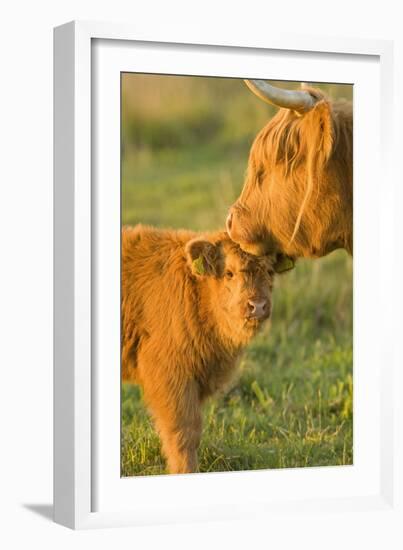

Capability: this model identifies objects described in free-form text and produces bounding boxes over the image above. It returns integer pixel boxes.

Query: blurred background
[121,75,353,476]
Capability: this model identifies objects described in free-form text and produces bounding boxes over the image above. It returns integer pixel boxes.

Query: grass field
[121,75,353,476]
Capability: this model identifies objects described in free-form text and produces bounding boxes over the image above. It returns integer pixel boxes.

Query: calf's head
[186,234,278,339]
[227,80,353,259]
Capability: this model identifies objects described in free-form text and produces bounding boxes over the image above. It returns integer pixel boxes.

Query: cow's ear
[186,239,220,277]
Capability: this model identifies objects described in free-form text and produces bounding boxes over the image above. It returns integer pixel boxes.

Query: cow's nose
[226,211,233,234]
[247,299,267,319]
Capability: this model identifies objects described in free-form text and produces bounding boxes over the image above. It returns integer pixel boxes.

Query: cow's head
[227,80,353,259]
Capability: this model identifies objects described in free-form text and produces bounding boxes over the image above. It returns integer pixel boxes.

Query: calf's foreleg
[144,377,202,474]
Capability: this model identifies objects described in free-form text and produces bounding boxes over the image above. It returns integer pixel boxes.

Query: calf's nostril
[247,300,256,314]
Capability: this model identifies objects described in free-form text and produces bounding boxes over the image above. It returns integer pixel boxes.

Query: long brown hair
[243,87,352,247]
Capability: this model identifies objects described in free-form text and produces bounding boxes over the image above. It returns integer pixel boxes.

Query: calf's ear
[273,254,295,274]
[186,238,220,277]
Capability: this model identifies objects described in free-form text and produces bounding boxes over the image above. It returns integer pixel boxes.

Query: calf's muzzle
[246,299,269,320]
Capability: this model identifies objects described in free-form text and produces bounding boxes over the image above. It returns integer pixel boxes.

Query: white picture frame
[54,20,400,531]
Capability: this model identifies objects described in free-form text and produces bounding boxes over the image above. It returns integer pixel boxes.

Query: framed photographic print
[54,21,400,531]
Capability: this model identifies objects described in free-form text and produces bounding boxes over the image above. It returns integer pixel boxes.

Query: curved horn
[244,79,316,114]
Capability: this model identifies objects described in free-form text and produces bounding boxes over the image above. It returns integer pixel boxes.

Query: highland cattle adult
[226,80,353,260]
[122,224,278,474]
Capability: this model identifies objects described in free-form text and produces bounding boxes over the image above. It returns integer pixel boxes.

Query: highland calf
[227,80,353,260]
[122,224,276,474]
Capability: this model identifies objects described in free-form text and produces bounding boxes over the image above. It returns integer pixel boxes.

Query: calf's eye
[225,270,234,279]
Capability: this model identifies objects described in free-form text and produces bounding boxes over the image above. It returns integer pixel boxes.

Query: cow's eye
[225,270,234,279]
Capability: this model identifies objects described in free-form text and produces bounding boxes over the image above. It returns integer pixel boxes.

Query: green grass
[122,144,246,231]
[121,75,353,476]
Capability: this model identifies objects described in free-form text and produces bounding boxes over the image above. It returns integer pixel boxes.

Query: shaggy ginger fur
[122,224,275,474]
[227,87,353,259]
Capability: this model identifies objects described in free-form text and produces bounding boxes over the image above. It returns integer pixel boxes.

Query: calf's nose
[247,299,268,319]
